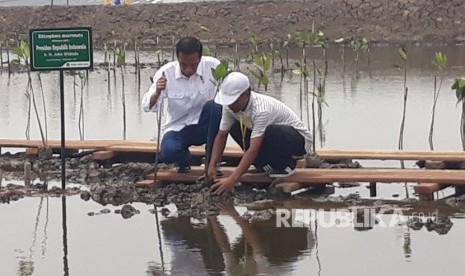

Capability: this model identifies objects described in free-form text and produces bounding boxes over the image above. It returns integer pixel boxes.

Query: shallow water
[2,45,465,275]
[1,189,465,276]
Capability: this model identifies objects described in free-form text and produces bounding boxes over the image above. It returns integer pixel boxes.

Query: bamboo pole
[0,41,3,69]
[6,41,10,76]
[24,160,32,186]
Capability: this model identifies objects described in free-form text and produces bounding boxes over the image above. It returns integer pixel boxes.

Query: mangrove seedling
[205,60,230,172]
[248,33,271,92]
[13,41,48,149]
[428,52,447,150]
[451,77,465,150]
[350,37,368,75]
[397,45,408,160]
[116,45,127,140]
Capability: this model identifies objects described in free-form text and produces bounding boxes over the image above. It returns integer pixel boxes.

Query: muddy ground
[0,0,464,47]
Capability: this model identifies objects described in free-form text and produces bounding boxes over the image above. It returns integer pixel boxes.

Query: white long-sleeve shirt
[142,56,220,134]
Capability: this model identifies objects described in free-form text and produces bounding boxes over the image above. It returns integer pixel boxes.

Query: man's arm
[207,130,228,177]
[142,71,166,112]
[212,135,263,194]
[229,136,263,181]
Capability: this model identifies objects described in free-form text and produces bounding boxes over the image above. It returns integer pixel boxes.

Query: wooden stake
[24,160,31,186]
[0,41,3,69]
[6,41,10,76]
[369,182,377,197]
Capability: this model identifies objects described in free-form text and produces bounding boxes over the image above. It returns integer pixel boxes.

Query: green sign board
[29,27,93,71]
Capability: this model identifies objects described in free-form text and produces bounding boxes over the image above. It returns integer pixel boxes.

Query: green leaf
[211,60,230,81]
[452,77,465,102]
[261,75,269,86]
[116,46,125,67]
[292,69,302,76]
[19,41,30,58]
[12,47,23,59]
[261,54,271,71]
[398,45,407,61]
[295,32,310,43]
[433,51,447,69]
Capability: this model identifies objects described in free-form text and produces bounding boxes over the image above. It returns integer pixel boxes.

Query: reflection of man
[210,203,312,274]
[161,204,313,275]
[161,217,224,275]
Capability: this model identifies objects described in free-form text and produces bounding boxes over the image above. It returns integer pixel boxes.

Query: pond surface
[2,187,465,276]
[2,45,465,275]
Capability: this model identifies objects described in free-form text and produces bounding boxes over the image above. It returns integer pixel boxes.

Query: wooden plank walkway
[2,139,465,161]
[147,167,465,185]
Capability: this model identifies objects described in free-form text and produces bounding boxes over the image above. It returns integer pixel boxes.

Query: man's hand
[211,176,237,195]
[155,72,167,94]
[197,166,221,183]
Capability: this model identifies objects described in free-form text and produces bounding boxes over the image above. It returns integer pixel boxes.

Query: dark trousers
[229,123,306,171]
[160,101,222,166]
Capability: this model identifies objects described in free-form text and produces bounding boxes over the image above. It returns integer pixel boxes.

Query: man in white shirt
[142,37,221,173]
[207,72,313,194]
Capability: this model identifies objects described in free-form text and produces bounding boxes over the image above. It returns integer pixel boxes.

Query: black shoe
[177,165,191,173]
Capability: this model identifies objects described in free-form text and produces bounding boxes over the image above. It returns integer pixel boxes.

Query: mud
[0,0,464,47]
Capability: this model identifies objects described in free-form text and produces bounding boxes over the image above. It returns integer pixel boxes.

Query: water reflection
[15,197,49,276]
[62,196,69,276]
[161,203,312,275]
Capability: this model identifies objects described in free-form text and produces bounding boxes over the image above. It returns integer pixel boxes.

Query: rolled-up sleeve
[219,107,236,132]
[142,70,165,112]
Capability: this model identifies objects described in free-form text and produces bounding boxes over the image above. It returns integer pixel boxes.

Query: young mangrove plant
[205,60,230,173]
[294,23,327,151]
[428,52,447,150]
[451,77,465,150]
[248,34,271,92]
[293,31,309,122]
[334,38,345,73]
[13,41,48,150]
[350,37,368,75]
[78,71,87,140]
[116,45,127,140]
[397,45,408,169]
[134,40,141,96]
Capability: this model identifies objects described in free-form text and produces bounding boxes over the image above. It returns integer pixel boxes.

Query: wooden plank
[93,150,115,160]
[25,147,38,156]
[317,149,465,162]
[2,139,465,162]
[147,167,465,185]
[0,139,117,150]
[414,182,450,201]
[135,179,156,189]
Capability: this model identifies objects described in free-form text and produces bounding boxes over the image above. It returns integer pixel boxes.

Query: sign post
[29,27,93,189]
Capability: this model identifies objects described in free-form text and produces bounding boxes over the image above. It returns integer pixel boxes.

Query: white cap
[214,72,250,106]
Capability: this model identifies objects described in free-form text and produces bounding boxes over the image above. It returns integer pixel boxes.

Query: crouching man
[207,72,313,194]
